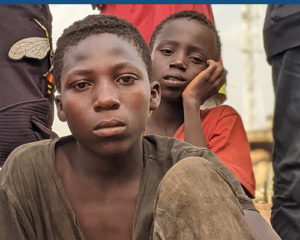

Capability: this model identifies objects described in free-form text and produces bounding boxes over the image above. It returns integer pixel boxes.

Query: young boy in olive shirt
[0,14,278,240]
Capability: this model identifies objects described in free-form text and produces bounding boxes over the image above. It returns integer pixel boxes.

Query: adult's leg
[270,46,300,240]
[152,157,254,240]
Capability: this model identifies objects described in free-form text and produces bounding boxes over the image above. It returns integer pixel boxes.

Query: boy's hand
[182,60,226,106]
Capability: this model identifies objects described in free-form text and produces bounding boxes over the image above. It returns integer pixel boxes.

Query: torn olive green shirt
[0,135,255,240]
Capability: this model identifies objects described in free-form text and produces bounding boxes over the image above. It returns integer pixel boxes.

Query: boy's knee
[162,156,222,186]
[169,156,213,172]
[157,156,238,205]
[153,157,249,239]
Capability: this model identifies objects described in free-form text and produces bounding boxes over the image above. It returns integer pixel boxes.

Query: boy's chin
[97,147,129,157]
[89,141,131,157]
[162,91,183,102]
[87,136,143,157]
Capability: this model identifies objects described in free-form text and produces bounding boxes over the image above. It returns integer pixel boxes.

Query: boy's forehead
[154,19,217,58]
[158,18,207,38]
[68,34,133,54]
[61,34,148,78]
[65,34,142,63]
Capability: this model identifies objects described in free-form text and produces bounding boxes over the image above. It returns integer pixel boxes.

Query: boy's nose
[169,53,187,72]
[93,83,120,111]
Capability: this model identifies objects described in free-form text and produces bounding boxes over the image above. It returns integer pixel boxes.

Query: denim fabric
[152,157,254,240]
[270,46,300,240]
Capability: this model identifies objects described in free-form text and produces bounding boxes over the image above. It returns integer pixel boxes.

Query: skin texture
[146,18,280,240]
[55,34,160,240]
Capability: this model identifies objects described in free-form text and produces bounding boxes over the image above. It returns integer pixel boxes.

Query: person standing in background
[263,4,300,240]
[0,5,57,166]
[146,10,255,199]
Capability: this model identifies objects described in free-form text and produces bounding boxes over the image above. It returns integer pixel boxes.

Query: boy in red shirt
[146,10,256,198]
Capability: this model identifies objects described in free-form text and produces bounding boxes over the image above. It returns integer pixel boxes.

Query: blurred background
[50,4,274,207]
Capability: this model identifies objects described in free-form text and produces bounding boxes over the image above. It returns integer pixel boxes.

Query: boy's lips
[93,119,126,137]
[163,74,187,87]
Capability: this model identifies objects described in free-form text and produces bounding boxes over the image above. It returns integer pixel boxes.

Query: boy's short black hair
[149,10,221,61]
[54,14,151,92]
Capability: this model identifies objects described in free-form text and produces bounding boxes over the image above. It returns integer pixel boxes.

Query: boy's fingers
[212,70,227,91]
[218,70,227,86]
[208,65,225,83]
[194,61,218,81]
[202,60,225,85]
[206,59,217,65]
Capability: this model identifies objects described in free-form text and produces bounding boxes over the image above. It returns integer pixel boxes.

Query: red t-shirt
[174,105,256,198]
[101,4,214,43]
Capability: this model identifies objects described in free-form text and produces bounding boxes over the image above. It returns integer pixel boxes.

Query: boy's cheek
[151,53,163,68]
[124,91,150,113]
[189,66,207,82]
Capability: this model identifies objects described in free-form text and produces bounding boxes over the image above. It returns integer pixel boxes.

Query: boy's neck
[145,98,184,137]
[55,137,143,240]
[57,138,144,184]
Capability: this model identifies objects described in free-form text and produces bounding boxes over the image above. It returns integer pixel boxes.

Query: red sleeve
[101,4,214,43]
[202,105,255,198]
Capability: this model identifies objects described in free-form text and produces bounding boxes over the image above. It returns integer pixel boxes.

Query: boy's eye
[160,48,174,56]
[116,74,138,85]
[190,56,205,64]
[72,81,92,90]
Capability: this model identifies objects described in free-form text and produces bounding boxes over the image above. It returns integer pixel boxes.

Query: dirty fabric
[0,135,255,239]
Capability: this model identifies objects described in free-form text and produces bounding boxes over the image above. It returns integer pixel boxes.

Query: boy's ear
[55,95,67,122]
[149,81,161,111]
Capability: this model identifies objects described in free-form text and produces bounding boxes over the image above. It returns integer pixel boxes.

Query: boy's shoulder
[143,134,202,154]
[143,135,219,165]
[200,105,243,135]
[201,104,240,119]
[0,137,61,189]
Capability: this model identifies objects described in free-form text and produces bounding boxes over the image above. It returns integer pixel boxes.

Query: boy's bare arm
[244,210,281,240]
[181,60,226,147]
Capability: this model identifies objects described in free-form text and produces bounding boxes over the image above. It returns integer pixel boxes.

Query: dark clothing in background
[0,5,56,165]
[264,4,300,61]
[0,135,256,239]
[263,5,300,240]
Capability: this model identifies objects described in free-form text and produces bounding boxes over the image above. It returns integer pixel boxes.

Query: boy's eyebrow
[157,39,179,47]
[67,61,145,78]
[66,69,93,79]
[157,39,205,52]
[112,61,144,72]
[69,69,92,75]
[189,45,205,53]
